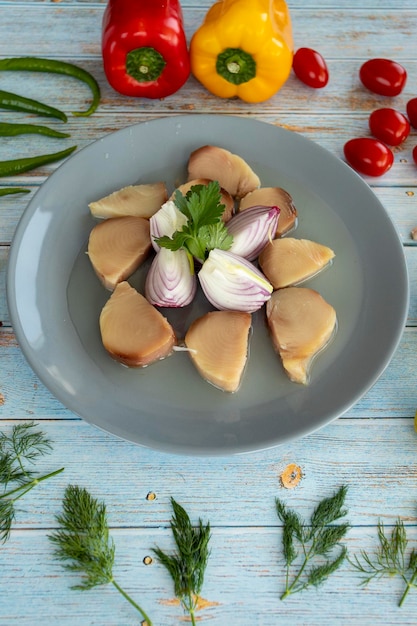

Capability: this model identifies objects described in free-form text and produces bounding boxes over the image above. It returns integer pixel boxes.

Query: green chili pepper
[0,187,30,197]
[0,145,77,177]
[0,89,67,122]
[0,122,70,138]
[0,57,101,117]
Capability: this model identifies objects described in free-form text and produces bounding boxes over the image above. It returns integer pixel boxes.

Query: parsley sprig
[276,485,350,599]
[0,422,64,543]
[155,181,233,266]
[153,498,211,626]
[349,519,417,606]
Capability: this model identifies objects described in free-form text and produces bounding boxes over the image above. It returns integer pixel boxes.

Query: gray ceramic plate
[7,115,409,455]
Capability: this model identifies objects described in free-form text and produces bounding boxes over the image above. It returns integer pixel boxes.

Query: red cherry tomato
[359,58,407,96]
[406,98,417,129]
[292,48,329,88]
[369,108,410,146]
[413,146,417,166]
[344,138,394,177]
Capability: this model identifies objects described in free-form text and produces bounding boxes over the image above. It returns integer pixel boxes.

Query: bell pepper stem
[216,48,256,85]
[126,47,166,83]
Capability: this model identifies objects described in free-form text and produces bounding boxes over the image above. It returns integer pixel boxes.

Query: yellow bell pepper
[190,0,293,103]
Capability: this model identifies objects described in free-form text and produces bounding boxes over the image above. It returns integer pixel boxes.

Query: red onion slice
[149,200,188,251]
[227,205,280,261]
[145,248,197,307]
[198,249,273,312]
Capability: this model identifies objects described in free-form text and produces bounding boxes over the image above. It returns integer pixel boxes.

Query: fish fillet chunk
[89,182,167,219]
[266,287,336,384]
[259,238,335,289]
[239,187,298,236]
[187,145,260,199]
[185,310,252,392]
[88,216,151,290]
[100,281,176,367]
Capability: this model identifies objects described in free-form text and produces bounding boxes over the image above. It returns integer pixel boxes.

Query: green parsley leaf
[199,222,234,253]
[156,181,232,262]
[182,182,225,229]
[155,231,190,252]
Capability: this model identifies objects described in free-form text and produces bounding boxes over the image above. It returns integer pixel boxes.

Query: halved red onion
[149,200,188,251]
[198,249,273,312]
[145,248,197,307]
[227,205,280,261]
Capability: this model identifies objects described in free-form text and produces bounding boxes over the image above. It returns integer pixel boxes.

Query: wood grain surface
[1,1,417,625]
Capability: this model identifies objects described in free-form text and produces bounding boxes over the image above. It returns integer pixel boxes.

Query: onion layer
[145,247,197,307]
[227,205,280,261]
[198,249,273,312]
[149,200,188,251]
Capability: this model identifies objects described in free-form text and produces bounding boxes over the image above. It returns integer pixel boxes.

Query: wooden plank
[1,5,416,60]
[1,58,416,121]
[0,417,415,526]
[1,2,416,624]
[8,0,417,7]
[1,525,417,625]
[10,0,417,7]
[1,109,417,175]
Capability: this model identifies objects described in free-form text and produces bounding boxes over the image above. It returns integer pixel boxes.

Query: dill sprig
[0,421,64,543]
[48,485,153,625]
[349,519,417,607]
[153,497,211,626]
[276,485,350,599]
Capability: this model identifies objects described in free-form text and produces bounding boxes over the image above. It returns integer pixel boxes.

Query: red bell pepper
[102,0,190,99]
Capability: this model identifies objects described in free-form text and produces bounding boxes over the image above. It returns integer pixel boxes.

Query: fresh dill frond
[48,485,153,625]
[49,485,115,589]
[276,485,350,599]
[0,421,52,486]
[153,497,211,626]
[349,519,417,606]
[0,498,15,543]
[0,421,64,543]
[10,420,53,461]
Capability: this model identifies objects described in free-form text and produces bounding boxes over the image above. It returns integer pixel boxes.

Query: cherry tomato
[406,98,417,129]
[344,138,394,177]
[359,58,407,96]
[413,146,417,166]
[292,48,329,88]
[369,108,410,146]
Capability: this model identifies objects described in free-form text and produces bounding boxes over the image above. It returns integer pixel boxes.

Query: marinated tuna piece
[239,187,297,236]
[100,281,176,367]
[89,182,168,219]
[266,287,336,384]
[187,145,260,199]
[88,216,151,290]
[185,310,252,392]
[171,178,234,222]
[259,238,335,289]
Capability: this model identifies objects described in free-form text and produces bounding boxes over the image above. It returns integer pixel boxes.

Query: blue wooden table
[1,1,417,624]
